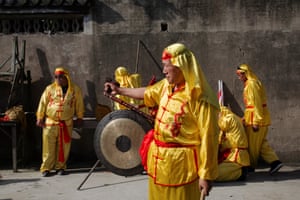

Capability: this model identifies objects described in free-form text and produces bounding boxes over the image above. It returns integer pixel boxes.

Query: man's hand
[104,82,120,95]
[252,125,259,132]
[36,119,45,128]
[199,178,212,196]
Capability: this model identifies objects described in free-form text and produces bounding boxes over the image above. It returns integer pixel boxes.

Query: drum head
[94,110,153,176]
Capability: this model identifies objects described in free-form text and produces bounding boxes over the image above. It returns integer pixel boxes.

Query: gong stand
[77,159,101,190]
[77,94,153,190]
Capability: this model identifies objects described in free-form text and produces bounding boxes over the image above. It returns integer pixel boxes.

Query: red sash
[139,129,154,170]
[58,121,71,162]
[218,148,231,164]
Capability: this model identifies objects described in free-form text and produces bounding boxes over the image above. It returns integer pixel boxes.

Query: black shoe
[42,170,50,177]
[237,167,248,181]
[247,166,255,173]
[56,169,66,176]
[269,160,283,175]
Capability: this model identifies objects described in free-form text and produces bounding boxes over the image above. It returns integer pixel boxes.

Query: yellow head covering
[115,66,129,77]
[54,67,73,92]
[114,66,142,88]
[162,43,219,108]
[236,64,259,81]
[114,66,130,87]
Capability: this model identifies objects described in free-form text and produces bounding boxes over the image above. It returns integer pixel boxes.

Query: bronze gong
[94,110,152,176]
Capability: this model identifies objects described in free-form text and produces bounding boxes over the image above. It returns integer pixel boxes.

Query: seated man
[216,106,250,182]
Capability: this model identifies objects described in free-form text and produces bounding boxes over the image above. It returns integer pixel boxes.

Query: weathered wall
[0,0,299,165]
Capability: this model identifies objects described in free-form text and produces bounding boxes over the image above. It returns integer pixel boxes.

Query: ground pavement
[1,163,300,200]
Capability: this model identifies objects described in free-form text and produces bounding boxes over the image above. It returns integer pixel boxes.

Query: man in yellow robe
[36,67,84,177]
[236,64,283,174]
[113,66,145,110]
[216,106,250,182]
[105,43,219,200]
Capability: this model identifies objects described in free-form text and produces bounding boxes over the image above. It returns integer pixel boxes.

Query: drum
[93,110,153,176]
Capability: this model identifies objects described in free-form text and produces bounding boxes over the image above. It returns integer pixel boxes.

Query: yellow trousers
[216,162,242,182]
[40,125,72,172]
[148,177,200,200]
[245,126,279,167]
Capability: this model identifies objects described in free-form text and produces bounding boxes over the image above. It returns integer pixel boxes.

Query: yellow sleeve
[244,80,264,125]
[128,73,142,88]
[218,115,230,133]
[144,79,166,108]
[196,101,219,180]
[36,86,50,120]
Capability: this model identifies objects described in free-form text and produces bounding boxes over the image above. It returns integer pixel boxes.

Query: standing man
[36,67,84,177]
[216,106,250,182]
[105,43,220,199]
[236,64,283,174]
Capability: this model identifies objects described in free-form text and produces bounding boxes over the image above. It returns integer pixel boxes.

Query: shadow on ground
[213,168,300,187]
[0,178,40,186]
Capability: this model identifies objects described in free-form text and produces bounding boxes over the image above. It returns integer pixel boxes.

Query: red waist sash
[246,104,267,108]
[154,139,196,148]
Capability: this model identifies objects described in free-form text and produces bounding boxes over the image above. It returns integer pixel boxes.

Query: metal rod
[139,40,162,72]
[77,159,101,190]
[11,37,17,78]
[104,92,154,124]
[135,40,141,73]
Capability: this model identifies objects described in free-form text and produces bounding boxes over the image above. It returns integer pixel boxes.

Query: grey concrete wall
[0,0,299,164]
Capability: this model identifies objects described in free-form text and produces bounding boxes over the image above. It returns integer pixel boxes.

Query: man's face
[162,59,185,85]
[237,72,247,82]
[55,74,68,87]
